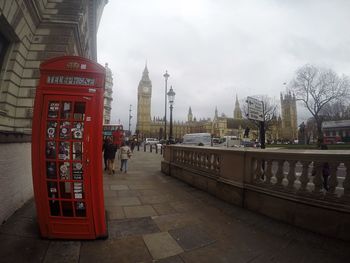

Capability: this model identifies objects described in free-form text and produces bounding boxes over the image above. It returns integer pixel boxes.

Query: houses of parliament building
[136,65,298,142]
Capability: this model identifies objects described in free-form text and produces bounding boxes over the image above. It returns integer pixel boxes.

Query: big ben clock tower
[136,65,152,137]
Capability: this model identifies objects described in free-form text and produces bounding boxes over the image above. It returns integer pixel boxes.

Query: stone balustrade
[161,145,350,240]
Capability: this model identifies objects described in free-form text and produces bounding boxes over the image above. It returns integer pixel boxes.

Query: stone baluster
[215,155,220,173]
[264,160,273,186]
[326,162,338,197]
[342,161,350,201]
[312,162,323,194]
[254,158,263,183]
[287,160,297,190]
[275,160,285,187]
[204,154,208,169]
[210,154,214,170]
[298,161,310,193]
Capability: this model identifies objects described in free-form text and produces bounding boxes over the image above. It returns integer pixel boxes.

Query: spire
[139,63,152,87]
[234,94,242,119]
[215,106,218,118]
[188,106,193,122]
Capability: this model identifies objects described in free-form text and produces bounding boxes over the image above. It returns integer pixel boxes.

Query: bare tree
[289,65,350,143]
[320,101,350,120]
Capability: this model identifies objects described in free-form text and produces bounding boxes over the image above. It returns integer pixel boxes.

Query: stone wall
[0,143,32,223]
[0,0,107,222]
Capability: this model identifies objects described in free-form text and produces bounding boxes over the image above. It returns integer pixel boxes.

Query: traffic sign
[247,96,264,121]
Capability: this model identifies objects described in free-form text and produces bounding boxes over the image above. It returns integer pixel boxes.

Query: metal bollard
[144,144,146,152]
[137,143,140,151]
[156,144,158,154]
[150,144,152,153]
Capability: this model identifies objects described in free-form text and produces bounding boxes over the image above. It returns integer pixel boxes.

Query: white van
[220,136,241,147]
[182,133,212,146]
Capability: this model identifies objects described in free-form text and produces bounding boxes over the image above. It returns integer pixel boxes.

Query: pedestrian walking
[102,137,109,171]
[105,138,117,175]
[118,142,132,173]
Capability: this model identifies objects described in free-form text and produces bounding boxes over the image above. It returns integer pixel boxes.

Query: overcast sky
[97,0,350,131]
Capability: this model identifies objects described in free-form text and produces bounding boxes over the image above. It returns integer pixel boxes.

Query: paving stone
[152,203,177,215]
[138,189,165,196]
[129,184,158,190]
[155,255,184,263]
[116,189,140,197]
[0,234,49,263]
[106,206,125,220]
[124,205,157,218]
[169,225,216,251]
[104,197,141,206]
[140,195,175,204]
[108,217,160,238]
[152,213,201,232]
[80,236,152,263]
[0,217,40,238]
[143,232,184,260]
[110,184,129,190]
[43,241,80,263]
[103,189,117,197]
[169,201,199,213]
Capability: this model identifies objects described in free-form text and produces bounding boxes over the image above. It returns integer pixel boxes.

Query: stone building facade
[280,92,298,141]
[103,63,113,124]
[0,0,107,223]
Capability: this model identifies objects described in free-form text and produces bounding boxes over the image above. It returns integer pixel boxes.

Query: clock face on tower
[143,86,150,93]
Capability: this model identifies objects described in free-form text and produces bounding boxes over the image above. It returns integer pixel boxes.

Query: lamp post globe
[167,86,176,144]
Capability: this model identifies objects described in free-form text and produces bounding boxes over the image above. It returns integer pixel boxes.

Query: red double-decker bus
[102,124,124,146]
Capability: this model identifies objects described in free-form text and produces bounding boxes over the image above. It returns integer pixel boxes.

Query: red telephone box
[32,56,107,239]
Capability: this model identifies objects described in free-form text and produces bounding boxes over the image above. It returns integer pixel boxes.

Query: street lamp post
[128,104,132,136]
[167,86,176,143]
[163,70,170,140]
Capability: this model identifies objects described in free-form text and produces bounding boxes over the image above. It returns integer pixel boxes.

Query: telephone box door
[42,94,95,238]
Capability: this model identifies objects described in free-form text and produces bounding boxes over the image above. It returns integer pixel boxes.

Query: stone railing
[162,145,350,240]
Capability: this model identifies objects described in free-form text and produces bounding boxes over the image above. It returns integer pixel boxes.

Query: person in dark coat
[104,138,118,174]
[102,138,109,171]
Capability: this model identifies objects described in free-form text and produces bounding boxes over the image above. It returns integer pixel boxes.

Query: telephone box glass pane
[60,182,72,199]
[75,202,86,217]
[49,200,60,216]
[46,121,57,139]
[62,201,73,217]
[46,141,56,159]
[59,121,71,139]
[72,142,83,160]
[61,102,72,119]
[72,122,84,139]
[73,182,84,199]
[48,101,59,119]
[46,161,57,179]
[47,181,58,199]
[72,162,83,180]
[59,162,70,180]
[58,142,70,160]
[73,102,86,120]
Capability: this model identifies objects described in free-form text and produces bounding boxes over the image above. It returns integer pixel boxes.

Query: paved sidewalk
[0,150,349,262]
